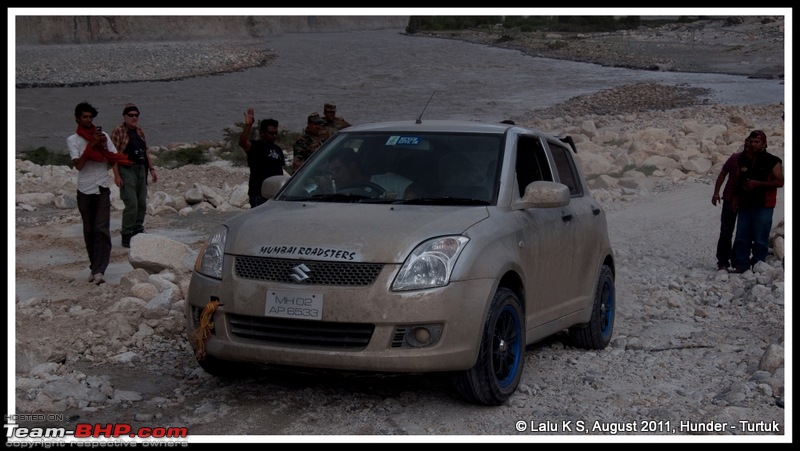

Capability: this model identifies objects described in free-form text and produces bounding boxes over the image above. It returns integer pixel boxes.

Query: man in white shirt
[66,102,120,285]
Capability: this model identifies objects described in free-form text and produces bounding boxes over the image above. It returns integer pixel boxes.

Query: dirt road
[12,176,786,440]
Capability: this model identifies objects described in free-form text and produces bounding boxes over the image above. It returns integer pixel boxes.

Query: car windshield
[279,131,503,205]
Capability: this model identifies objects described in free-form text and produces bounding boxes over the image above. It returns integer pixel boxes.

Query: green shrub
[608,163,637,178]
[603,138,628,147]
[221,122,255,151]
[19,146,73,167]
[277,130,301,151]
[157,146,212,169]
[219,148,248,167]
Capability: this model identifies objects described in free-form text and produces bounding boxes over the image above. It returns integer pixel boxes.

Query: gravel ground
[12,16,787,443]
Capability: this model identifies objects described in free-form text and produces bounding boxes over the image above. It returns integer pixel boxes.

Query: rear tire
[569,265,615,349]
[453,288,525,405]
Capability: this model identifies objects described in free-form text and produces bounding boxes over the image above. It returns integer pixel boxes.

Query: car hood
[225,201,489,263]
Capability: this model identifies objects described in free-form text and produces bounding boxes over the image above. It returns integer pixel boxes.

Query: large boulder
[128,234,198,275]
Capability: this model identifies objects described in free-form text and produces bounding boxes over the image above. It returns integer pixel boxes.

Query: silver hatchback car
[186,120,615,405]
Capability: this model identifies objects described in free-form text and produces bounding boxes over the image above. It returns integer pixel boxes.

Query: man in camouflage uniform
[292,113,326,171]
[320,103,352,142]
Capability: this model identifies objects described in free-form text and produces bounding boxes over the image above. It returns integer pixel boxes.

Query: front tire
[570,265,615,349]
[198,355,253,379]
[453,288,525,405]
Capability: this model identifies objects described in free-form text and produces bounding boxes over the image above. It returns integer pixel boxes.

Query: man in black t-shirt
[239,108,285,208]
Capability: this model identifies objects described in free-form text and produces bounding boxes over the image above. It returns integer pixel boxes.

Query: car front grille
[234,256,383,286]
[228,315,374,349]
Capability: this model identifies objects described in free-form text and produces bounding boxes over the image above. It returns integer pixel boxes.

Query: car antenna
[416,91,436,124]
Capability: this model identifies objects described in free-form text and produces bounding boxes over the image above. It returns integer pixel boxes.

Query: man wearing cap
[729,130,783,273]
[292,113,325,172]
[111,103,157,248]
[320,103,351,142]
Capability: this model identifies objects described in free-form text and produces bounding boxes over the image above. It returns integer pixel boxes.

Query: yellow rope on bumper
[191,298,220,362]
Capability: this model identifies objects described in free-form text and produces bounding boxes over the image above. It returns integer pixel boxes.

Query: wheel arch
[497,270,525,314]
[603,253,615,279]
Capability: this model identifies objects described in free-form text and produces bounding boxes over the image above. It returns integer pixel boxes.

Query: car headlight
[194,225,228,279]
[392,236,469,291]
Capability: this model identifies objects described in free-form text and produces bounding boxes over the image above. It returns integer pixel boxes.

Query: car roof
[342,119,537,135]
[338,120,576,153]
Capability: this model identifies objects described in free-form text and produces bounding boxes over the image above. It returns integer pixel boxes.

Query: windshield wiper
[283,195,489,205]
[396,197,489,206]
[285,193,374,203]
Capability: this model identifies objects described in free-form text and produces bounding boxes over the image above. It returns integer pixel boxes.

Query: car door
[546,140,600,312]
[514,136,578,328]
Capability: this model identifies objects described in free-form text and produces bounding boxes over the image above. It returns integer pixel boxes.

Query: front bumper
[185,265,494,373]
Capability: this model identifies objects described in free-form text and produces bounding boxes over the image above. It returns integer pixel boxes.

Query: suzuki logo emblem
[290,264,311,282]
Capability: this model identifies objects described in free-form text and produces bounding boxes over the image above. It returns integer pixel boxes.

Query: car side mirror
[512,181,570,210]
[261,175,291,199]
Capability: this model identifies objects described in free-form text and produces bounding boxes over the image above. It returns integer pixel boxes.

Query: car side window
[547,142,582,196]
[515,136,553,197]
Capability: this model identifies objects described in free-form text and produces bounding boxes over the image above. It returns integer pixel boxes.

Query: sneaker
[717,264,729,271]
[93,273,105,285]
[87,273,96,282]
[727,267,747,274]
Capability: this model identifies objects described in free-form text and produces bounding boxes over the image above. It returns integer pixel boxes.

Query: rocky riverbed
[14,16,785,89]
[12,15,788,442]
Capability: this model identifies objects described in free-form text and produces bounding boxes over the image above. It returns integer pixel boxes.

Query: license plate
[266,290,324,321]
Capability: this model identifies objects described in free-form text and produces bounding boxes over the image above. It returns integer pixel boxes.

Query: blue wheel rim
[599,277,615,340]
[493,304,522,388]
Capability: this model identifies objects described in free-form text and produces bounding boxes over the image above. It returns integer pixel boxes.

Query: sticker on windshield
[385,136,421,146]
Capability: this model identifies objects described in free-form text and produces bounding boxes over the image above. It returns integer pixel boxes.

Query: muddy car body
[186,120,616,404]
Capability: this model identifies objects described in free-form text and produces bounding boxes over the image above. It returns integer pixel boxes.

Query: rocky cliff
[15,15,410,45]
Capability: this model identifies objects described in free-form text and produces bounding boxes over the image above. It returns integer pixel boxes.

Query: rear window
[547,142,582,196]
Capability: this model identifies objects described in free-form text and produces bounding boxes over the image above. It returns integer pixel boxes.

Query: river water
[13,29,784,153]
